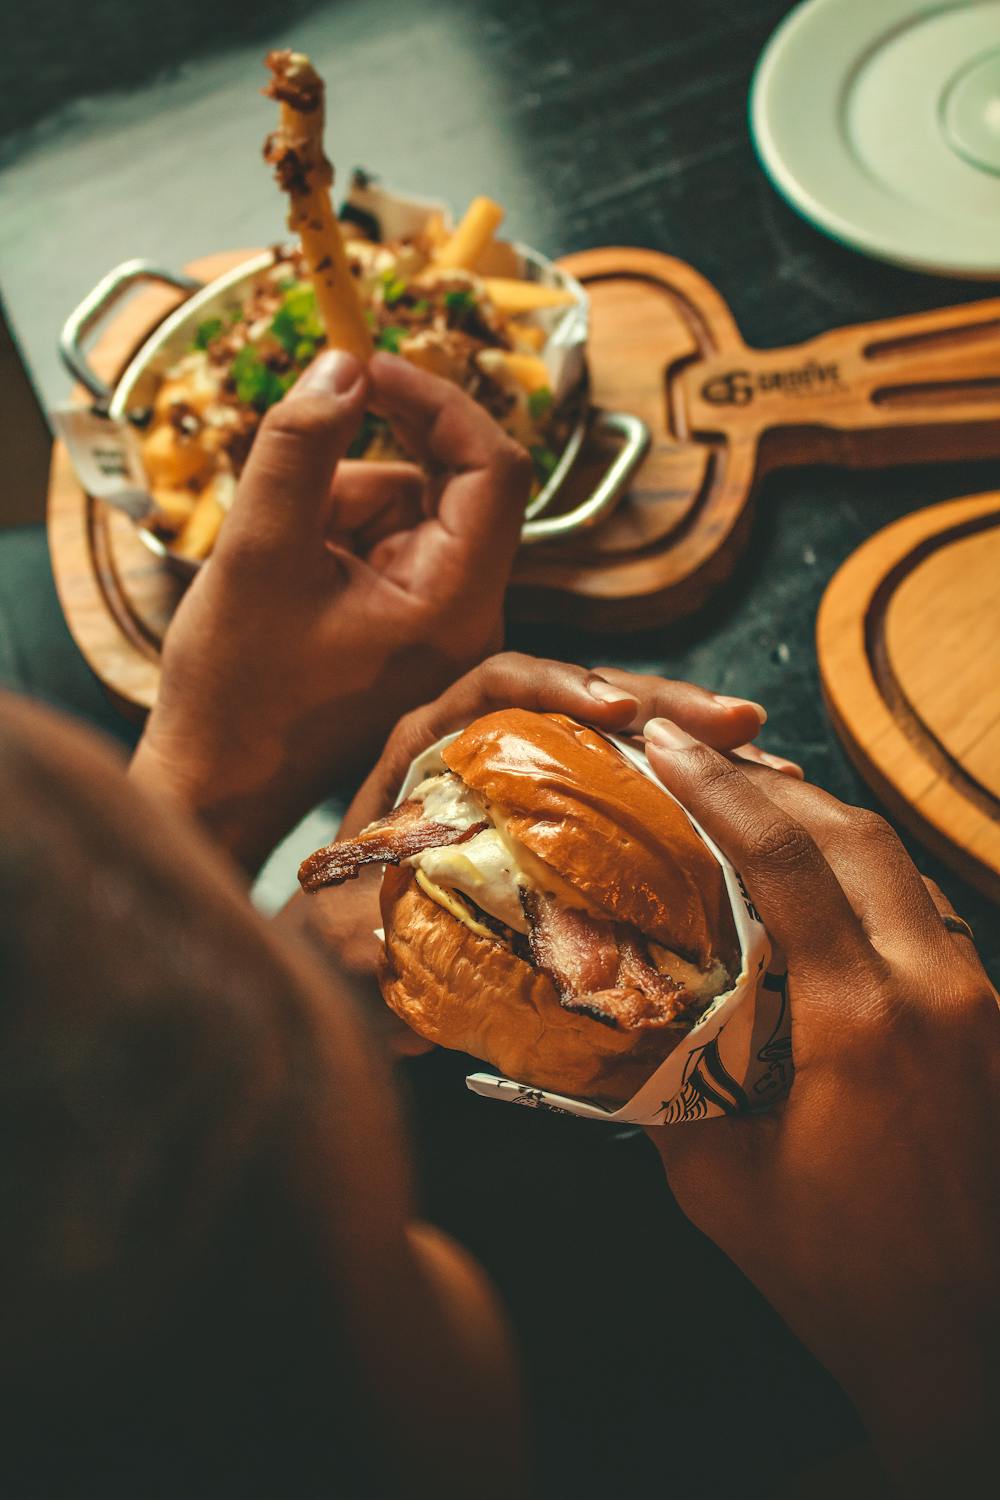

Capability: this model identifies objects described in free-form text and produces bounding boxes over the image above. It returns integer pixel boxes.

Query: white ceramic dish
[751,0,1000,278]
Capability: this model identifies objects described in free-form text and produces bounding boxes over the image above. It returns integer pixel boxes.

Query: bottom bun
[380,867,692,1104]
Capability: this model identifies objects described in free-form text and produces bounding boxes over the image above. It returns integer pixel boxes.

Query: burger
[299,710,738,1103]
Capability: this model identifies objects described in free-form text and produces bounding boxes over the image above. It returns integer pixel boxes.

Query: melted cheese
[407,773,530,932]
[648,944,728,1002]
[415,827,529,932]
[414,869,499,941]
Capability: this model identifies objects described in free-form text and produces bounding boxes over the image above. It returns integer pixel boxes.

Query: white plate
[751,0,1000,278]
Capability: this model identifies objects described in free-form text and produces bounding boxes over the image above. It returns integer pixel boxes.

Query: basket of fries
[57,51,648,574]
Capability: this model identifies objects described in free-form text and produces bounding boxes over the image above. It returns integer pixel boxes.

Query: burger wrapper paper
[392,731,792,1127]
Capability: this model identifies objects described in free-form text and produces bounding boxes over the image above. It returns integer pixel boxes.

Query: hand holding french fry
[130,349,531,873]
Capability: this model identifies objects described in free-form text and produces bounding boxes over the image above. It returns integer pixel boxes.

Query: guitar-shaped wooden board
[49,248,1000,709]
[510,248,1000,631]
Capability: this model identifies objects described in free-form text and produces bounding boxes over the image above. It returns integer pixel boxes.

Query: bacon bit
[262,50,323,113]
[262,135,312,197]
[521,890,690,1029]
[615,929,686,1016]
[298,800,488,892]
[166,401,201,436]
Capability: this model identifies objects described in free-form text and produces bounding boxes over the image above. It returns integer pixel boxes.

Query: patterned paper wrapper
[390,729,792,1126]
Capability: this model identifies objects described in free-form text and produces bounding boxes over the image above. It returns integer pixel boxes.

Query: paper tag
[51,405,154,522]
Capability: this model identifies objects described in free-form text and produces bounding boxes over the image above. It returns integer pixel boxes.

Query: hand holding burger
[290,653,797,1088]
[642,719,1000,1495]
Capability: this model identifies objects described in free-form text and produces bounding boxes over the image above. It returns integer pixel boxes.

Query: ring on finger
[943,913,975,942]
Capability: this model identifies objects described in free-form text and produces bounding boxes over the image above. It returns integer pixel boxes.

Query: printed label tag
[51,405,154,522]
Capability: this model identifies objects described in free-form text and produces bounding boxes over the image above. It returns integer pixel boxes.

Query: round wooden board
[817,491,1000,903]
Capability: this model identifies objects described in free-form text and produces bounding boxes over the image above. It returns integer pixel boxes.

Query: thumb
[223,349,370,557]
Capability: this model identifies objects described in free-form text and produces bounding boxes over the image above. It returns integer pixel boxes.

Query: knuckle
[257,401,310,443]
[686,742,739,793]
[389,706,430,761]
[846,806,897,847]
[478,651,531,703]
[745,815,816,874]
[257,395,331,447]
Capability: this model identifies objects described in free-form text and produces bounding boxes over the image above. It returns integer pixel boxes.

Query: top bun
[442,710,730,968]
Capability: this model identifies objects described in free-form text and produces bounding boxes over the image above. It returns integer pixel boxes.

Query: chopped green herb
[410,298,431,317]
[194,317,223,350]
[231,346,295,411]
[294,338,321,363]
[380,270,408,306]
[444,288,476,317]
[270,282,324,356]
[528,386,554,420]
[376,325,407,354]
[530,445,559,482]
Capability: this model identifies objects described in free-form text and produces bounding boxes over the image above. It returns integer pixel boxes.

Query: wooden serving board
[511,248,1000,631]
[817,492,1000,903]
[49,246,1000,707]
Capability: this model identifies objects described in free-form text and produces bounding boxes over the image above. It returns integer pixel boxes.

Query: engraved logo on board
[700,361,844,407]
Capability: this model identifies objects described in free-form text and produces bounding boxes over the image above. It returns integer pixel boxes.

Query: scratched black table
[2,3,997,1494]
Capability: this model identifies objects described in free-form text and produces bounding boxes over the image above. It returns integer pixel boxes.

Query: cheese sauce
[408,774,530,932]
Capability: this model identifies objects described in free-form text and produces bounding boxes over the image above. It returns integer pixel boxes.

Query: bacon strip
[521,889,690,1030]
[298,799,487,892]
[521,889,620,999]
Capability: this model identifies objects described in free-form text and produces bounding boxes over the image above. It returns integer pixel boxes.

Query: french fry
[482,277,575,314]
[173,491,224,561]
[487,351,551,394]
[433,196,505,271]
[263,51,373,362]
[151,487,197,533]
[421,210,449,252]
[507,319,546,352]
[471,237,521,279]
[142,421,214,488]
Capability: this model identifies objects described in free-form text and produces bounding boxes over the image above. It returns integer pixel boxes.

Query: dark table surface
[2,2,998,1493]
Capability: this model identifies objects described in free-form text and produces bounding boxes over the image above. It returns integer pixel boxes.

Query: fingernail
[743,746,804,777]
[714,693,767,725]
[295,349,364,398]
[586,676,639,708]
[643,717,697,750]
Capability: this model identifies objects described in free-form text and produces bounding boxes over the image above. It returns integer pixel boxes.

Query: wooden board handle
[676,299,1000,468]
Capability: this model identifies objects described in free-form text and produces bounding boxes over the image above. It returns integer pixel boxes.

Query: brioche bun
[442,710,730,967]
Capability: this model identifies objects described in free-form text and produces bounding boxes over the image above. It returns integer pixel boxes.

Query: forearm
[836,1319,998,1496]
